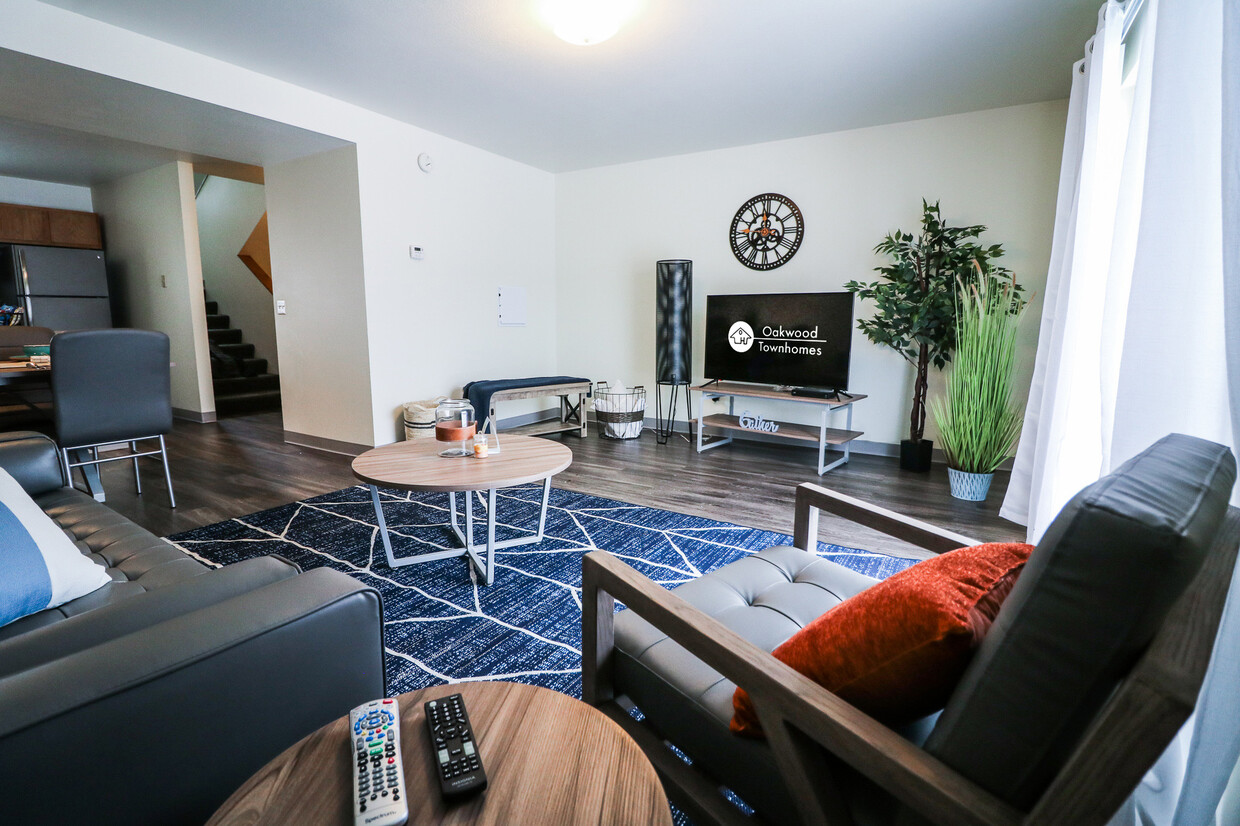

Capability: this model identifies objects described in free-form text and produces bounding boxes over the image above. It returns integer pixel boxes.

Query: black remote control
[791,387,848,400]
[424,694,487,800]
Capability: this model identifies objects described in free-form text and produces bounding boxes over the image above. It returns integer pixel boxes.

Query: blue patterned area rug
[167,484,916,696]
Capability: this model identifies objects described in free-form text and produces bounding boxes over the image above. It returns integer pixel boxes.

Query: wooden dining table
[0,357,50,384]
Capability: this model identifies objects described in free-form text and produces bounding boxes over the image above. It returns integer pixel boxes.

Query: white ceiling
[0,49,347,187]
[38,0,1099,173]
[0,115,180,185]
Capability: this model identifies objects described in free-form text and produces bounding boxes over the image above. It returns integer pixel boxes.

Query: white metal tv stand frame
[692,381,865,475]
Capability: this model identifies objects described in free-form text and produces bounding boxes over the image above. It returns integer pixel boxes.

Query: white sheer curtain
[1003,0,1238,528]
[1002,0,1240,822]
[1000,0,1145,538]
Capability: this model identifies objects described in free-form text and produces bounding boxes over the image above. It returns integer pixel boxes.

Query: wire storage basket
[593,382,646,440]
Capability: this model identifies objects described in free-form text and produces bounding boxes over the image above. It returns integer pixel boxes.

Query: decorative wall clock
[730,193,803,270]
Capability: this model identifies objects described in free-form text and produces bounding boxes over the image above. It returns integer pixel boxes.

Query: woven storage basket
[403,397,448,440]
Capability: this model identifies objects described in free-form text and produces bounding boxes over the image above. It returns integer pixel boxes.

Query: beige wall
[555,101,1068,449]
[265,146,373,449]
[195,176,278,373]
[91,161,214,417]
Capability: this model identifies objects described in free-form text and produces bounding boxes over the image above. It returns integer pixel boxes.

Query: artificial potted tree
[846,201,1016,471]
[931,270,1027,500]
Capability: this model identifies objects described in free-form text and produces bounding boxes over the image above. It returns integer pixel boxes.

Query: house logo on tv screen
[727,321,755,353]
[727,320,823,357]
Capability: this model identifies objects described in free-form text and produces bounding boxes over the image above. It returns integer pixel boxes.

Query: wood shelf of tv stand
[690,383,866,475]
[693,382,865,407]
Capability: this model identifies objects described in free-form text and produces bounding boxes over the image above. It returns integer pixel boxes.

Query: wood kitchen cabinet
[0,202,102,249]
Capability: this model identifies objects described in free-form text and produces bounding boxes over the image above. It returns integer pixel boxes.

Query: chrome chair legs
[60,434,177,508]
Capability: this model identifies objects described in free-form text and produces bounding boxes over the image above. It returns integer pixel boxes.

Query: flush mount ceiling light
[540,0,640,46]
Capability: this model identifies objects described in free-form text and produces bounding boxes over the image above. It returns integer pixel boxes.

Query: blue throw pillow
[0,468,111,626]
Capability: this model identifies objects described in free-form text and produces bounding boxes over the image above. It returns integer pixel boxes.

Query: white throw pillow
[0,467,111,627]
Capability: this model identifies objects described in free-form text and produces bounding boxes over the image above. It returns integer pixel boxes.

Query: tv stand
[691,381,865,475]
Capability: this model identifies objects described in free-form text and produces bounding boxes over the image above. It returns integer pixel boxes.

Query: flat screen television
[703,292,853,390]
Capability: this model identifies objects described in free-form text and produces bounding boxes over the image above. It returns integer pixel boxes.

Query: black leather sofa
[0,431,386,825]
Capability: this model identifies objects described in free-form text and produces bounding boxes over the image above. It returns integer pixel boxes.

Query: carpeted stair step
[213,374,280,395]
[204,300,219,315]
[209,357,268,380]
[215,388,282,415]
[205,313,231,330]
[207,328,243,345]
[216,342,255,360]
[238,357,267,377]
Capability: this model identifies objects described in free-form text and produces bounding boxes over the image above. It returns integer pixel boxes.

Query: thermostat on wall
[417,153,433,173]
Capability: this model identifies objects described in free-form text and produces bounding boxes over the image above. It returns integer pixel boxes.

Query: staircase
[205,295,281,416]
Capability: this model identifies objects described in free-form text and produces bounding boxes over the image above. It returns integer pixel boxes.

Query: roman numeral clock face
[730,193,803,270]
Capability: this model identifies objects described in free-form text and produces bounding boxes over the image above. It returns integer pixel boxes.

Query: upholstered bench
[464,376,591,438]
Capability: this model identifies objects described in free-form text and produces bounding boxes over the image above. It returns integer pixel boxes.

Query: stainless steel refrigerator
[0,244,113,331]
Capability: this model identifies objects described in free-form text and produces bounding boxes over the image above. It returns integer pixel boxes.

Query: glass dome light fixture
[540,0,640,46]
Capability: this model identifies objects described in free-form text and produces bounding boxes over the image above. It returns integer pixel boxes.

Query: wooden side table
[352,434,573,585]
[207,681,673,826]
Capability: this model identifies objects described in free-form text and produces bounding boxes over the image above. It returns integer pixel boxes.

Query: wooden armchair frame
[582,482,1240,826]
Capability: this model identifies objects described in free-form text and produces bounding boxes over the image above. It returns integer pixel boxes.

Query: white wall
[91,161,214,416]
[3,0,558,448]
[0,174,93,211]
[195,176,278,372]
[5,2,1066,453]
[265,146,372,448]
[555,101,1067,448]
[354,131,558,443]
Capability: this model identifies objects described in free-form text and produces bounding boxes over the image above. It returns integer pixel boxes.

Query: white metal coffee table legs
[368,477,553,586]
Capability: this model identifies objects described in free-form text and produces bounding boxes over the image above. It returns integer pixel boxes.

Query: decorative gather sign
[738,411,779,433]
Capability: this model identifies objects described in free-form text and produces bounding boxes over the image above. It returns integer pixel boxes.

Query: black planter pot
[900,439,934,472]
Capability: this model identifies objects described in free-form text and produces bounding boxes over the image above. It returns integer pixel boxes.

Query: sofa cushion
[0,432,64,496]
[0,555,301,676]
[731,542,1032,735]
[0,487,208,642]
[614,545,922,824]
[924,434,1237,809]
[0,468,111,627]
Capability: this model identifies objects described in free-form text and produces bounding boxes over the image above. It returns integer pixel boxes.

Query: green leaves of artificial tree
[846,201,1015,370]
[845,200,1022,443]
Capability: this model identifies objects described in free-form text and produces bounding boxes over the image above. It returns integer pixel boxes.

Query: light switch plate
[276,300,287,315]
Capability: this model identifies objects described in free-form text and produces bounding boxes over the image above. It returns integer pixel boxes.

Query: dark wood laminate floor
[94,412,1025,555]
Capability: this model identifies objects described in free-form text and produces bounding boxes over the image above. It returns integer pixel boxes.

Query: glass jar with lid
[434,399,476,457]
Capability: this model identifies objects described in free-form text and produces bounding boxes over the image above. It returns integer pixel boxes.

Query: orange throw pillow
[731,542,1033,737]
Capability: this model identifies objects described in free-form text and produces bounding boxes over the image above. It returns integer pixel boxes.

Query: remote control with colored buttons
[425,693,488,800]
[349,698,409,826]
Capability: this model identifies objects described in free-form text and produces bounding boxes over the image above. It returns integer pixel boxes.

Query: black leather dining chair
[50,329,176,507]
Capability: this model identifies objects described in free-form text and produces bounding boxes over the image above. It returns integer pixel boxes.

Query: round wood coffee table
[352,435,572,585]
[207,681,673,826]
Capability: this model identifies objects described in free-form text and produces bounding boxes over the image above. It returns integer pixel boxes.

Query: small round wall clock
[730,193,803,270]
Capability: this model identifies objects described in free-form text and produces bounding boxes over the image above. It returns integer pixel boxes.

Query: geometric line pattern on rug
[168,484,918,698]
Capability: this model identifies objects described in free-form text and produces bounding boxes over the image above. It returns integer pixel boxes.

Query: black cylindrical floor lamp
[655,260,692,444]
